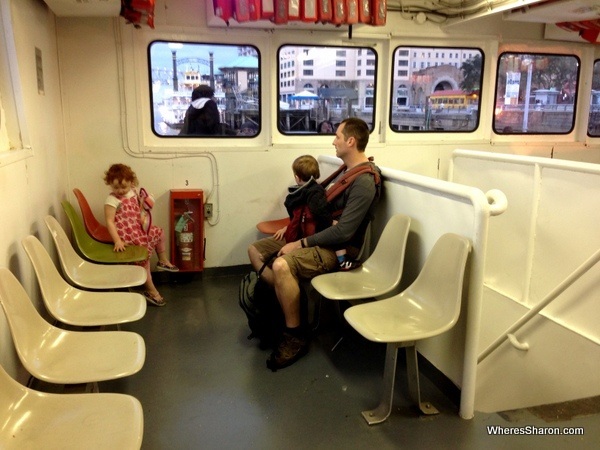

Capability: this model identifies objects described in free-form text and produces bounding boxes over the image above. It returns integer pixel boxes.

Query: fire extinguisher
[175,212,194,270]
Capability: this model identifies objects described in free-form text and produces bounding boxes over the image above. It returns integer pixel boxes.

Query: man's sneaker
[339,258,361,271]
[266,332,309,372]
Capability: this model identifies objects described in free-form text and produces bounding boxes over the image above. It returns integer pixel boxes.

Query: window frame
[147,40,262,139]
[0,0,32,167]
[587,58,600,137]
[493,51,580,136]
[276,43,378,136]
[389,44,484,134]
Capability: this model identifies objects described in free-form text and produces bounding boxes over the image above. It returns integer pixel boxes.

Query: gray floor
[92,268,600,450]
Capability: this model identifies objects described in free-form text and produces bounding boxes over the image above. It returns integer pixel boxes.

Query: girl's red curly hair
[103,163,139,187]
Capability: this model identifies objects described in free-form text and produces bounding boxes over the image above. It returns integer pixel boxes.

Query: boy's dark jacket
[283,161,382,244]
[283,178,331,242]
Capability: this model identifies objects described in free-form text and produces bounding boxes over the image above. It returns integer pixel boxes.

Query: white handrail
[485,189,508,216]
[478,247,600,363]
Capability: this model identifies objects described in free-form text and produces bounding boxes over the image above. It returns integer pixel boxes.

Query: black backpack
[238,257,283,349]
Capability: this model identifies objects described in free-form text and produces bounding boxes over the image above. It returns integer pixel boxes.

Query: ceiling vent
[44,0,121,17]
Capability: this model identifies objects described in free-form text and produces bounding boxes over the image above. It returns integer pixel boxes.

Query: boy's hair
[292,155,320,182]
[340,117,370,152]
[103,163,139,187]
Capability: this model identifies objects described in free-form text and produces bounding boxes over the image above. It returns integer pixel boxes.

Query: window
[390,46,483,132]
[0,0,31,162]
[277,45,377,134]
[494,53,579,134]
[588,60,600,136]
[148,41,260,137]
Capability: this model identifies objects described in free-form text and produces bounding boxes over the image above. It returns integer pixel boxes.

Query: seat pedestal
[362,342,439,425]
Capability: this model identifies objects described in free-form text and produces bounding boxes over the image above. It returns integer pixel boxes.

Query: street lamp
[209,52,214,90]
[522,58,533,132]
[168,43,183,91]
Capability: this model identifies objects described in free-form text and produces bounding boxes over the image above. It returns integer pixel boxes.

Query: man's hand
[278,239,302,256]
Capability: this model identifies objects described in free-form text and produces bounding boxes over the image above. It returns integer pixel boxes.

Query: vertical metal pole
[209,52,214,90]
[171,50,178,91]
[523,62,533,132]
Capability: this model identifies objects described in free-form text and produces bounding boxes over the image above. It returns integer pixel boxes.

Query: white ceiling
[504,0,600,23]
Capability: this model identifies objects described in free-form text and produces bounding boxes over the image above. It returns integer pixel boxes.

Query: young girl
[104,163,178,306]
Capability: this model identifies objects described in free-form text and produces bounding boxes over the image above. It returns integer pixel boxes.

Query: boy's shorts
[251,237,338,281]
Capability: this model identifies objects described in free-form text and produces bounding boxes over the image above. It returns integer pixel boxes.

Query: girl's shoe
[143,291,166,307]
[156,261,179,272]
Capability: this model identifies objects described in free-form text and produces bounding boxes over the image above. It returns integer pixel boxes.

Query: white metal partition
[319,155,502,419]
[449,149,600,412]
[449,150,600,342]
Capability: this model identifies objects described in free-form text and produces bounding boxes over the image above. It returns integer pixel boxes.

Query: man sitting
[248,118,381,371]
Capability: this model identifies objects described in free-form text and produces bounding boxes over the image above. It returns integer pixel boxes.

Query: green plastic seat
[61,200,148,264]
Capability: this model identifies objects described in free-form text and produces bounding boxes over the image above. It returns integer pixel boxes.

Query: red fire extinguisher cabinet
[169,190,204,272]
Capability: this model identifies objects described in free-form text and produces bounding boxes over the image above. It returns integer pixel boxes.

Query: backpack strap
[319,164,347,189]
[138,188,153,234]
[257,251,278,277]
[322,157,381,204]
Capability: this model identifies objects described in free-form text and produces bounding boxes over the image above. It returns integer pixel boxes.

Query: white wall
[2,0,600,380]
[0,0,68,380]
[52,1,600,272]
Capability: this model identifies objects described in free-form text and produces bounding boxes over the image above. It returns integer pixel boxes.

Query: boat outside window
[390,46,483,133]
[148,41,260,138]
[494,52,579,135]
[277,45,377,135]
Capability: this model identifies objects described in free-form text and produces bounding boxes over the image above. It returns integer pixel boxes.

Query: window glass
[588,59,600,136]
[390,46,483,132]
[277,45,377,134]
[149,41,260,137]
[0,0,29,156]
[494,53,579,134]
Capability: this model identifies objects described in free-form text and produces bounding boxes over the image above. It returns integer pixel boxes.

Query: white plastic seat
[0,268,146,385]
[344,233,471,425]
[0,362,143,449]
[22,235,147,327]
[44,215,147,290]
[311,214,412,301]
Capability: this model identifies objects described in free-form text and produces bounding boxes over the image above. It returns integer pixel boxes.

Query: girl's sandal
[143,291,166,307]
[156,261,179,272]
